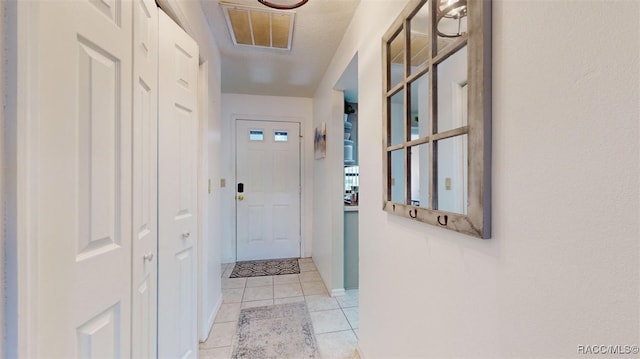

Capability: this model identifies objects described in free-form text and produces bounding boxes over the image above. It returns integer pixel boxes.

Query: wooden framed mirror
[382,0,491,238]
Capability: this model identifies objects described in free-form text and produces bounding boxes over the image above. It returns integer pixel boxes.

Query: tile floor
[199,258,360,359]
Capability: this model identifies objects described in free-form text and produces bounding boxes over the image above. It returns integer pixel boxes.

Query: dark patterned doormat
[229,258,300,278]
[231,302,318,359]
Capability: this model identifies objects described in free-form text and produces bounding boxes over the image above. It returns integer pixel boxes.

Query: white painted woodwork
[158,10,199,359]
[33,1,132,356]
[132,0,158,357]
[236,120,301,261]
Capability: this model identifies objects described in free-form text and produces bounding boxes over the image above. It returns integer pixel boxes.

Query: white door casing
[33,1,133,356]
[158,10,199,359]
[236,120,301,261]
[132,0,158,357]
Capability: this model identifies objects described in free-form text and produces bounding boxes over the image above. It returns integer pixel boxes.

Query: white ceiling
[199,0,360,97]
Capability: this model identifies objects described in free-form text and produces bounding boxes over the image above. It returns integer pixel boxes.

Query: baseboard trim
[330,288,346,297]
[200,294,223,342]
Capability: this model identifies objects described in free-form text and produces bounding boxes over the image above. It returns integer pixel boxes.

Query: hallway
[199,258,360,358]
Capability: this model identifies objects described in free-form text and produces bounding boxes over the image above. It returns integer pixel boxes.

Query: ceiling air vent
[221,2,296,51]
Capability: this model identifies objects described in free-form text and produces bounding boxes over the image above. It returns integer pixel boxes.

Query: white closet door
[157,10,200,359]
[132,0,159,357]
[34,1,133,356]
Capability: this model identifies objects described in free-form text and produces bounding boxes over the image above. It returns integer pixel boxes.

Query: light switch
[220,178,226,188]
[445,177,452,190]
[208,179,212,194]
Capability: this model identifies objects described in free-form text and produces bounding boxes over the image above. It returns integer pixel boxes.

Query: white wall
[220,93,314,263]
[160,0,224,341]
[310,88,345,293]
[315,0,640,357]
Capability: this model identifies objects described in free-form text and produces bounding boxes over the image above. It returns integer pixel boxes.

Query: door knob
[237,194,244,201]
[143,252,154,262]
[182,232,191,239]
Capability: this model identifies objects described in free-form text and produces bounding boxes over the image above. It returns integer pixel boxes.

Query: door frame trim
[7,1,41,357]
[231,116,306,262]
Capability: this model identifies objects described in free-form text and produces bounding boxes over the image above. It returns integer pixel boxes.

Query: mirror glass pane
[390,149,405,203]
[436,134,467,214]
[389,89,405,146]
[410,143,430,207]
[409,2,429,75]
[436,0,468,54]
[409,73,430,139]
[388,29,405,90]
[436,45,467,133]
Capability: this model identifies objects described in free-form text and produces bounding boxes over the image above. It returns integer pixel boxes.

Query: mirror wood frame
[382,0,491,238]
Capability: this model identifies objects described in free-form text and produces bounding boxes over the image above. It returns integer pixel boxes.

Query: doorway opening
[334,54,359,290]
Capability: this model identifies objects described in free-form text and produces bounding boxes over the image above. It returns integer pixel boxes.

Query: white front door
[236,120,301,261]
[132,0,158,357]
[33,1,133,356]
[158,10,199,359]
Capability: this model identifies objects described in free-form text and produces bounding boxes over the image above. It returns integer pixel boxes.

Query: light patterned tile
[273,273,300,285]
[342,307,359,329]
[315,330,360,359]
[298,271,322,283]
[199,346,232,359]
[274,283,303,299]
[274,296,305,305]
[305,294,339,312]
[336,290,359,308]
[222,288,244,303]
[201,322,237,349]
[214,303,241,323]
[221,277,246,289]
[246,276,273,287]
[243,286,273,301]
[309,309,351,334]
[301,280,327,296]
[241,299,273,309]
[299,261,317,272]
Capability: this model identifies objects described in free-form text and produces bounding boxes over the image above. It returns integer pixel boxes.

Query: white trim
[196,60,209,344]
[10,1,40,357]
[231,115,307,262]
[200,293,223,343]
[330,288,346,297]
[0,1,6,353]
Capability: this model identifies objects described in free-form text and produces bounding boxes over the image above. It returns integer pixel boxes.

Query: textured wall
[315,0,640,357]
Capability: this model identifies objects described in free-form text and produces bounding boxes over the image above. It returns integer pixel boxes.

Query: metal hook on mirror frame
[437,215,448,226]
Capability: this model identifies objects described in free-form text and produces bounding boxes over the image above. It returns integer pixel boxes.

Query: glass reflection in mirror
[409,2,429,76]
[436,134,468,214]
[388,29,405,90]
[389,89,405,146]
[410,144,429,207]
[409,73,430,138]
[436,0,468,54]
[437,45,467,133]
[390,149,405,203]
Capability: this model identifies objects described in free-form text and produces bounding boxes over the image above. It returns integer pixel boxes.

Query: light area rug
[231,302,318,359]
[229,258,300,278]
